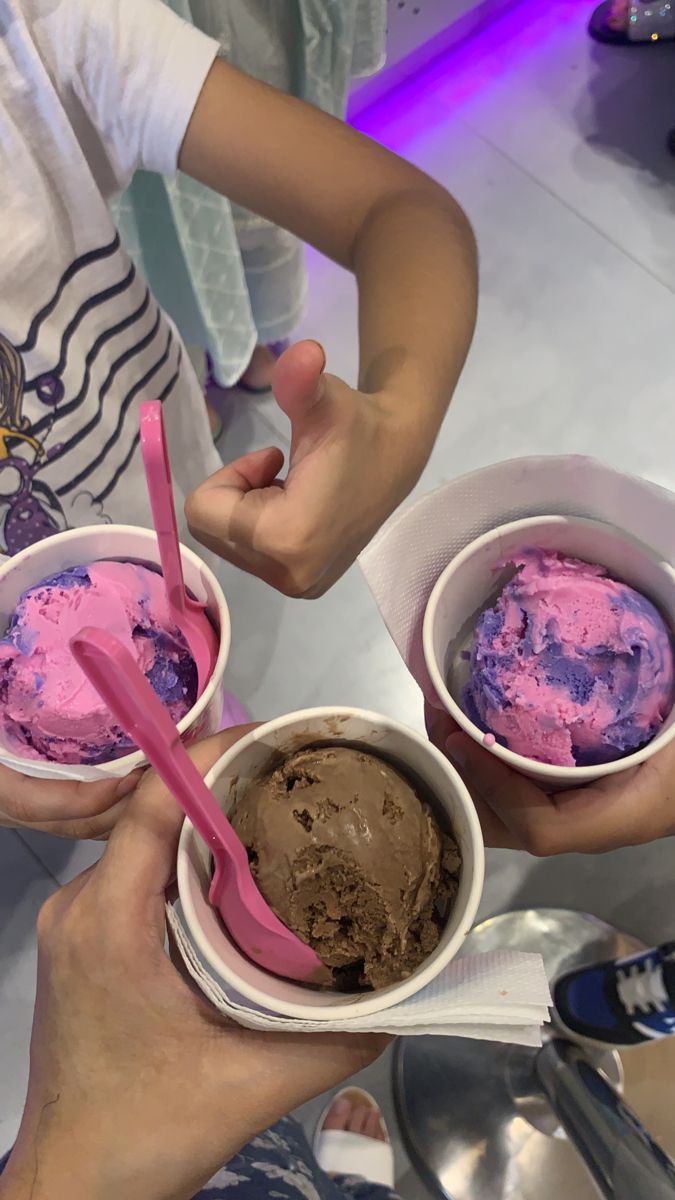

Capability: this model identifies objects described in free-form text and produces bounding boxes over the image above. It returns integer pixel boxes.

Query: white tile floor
[3,0,675,1190]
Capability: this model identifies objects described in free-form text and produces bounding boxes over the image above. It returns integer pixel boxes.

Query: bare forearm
[354,185,477,450]
[0,1148,209,1200]
[181,59,476,321]
[0,1130,91,1200]
[0,1134,253,1200]
[0,1119,244,1200]
[180,60,477,461]
[0,1119,110,1200]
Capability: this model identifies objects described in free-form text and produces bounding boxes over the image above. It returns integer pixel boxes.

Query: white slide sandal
[313,1087,395,1188]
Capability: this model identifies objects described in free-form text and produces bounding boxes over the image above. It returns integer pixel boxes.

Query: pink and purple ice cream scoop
[0,561,198,765]
[463,550,675,768]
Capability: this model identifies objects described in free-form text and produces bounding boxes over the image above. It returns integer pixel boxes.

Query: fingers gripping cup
[0,525,230,782]
[423,516,675,788]
[177,707,484,1022]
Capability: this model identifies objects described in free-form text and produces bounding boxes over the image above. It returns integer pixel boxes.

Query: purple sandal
[219,691,251,731]
[205,343,288,396]
[589,0,675,44]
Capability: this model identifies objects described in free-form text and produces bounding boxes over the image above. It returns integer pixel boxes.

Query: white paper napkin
[167,900,551,1045]
[359,455,675,701]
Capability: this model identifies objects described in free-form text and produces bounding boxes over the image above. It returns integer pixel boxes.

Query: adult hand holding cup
[423,514,675,854]
[0,525,230,837]
[0,760,140,839]
[426,700,675,854]
[0,729,387,1200]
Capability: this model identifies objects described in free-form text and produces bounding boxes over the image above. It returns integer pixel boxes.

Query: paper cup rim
[423,514,675,784]
[0,524,230,776]
[177,705,485,1021]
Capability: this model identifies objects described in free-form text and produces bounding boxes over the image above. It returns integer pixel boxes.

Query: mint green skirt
[114,1,386,385]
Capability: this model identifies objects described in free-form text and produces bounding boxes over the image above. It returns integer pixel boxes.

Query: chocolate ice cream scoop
[229,745,461,991]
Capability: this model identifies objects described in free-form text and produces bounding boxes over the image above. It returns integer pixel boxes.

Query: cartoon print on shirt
[0,232,169,555]
[0,232,184,557]
[0,331,69,555]
[0,335,42,458]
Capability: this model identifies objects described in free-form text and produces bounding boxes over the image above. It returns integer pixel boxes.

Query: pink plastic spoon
[71,626,328,986]
[140,400,218,696]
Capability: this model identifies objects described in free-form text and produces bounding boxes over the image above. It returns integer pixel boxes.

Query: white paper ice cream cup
[177,706,484,1022]
[423,515,675,788]
[0,525,230,782]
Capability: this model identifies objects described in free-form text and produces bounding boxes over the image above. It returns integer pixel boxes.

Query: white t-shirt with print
[0,0,221,557]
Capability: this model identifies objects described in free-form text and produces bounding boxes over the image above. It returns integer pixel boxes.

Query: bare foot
[608,0,629,30]
[321,1088,387,1143]
[238,343,278,392]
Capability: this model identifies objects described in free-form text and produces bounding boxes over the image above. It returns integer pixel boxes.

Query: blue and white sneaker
[554,942,675,1047]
